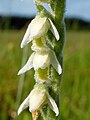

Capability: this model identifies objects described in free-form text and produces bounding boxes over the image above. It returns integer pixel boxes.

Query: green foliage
[0,30,90,120]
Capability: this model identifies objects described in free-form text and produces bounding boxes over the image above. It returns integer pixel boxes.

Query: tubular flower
[18,49,62,76]
[21,16,60,48]
[18,84,59,117]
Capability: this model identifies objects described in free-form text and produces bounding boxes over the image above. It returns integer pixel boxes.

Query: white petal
[50,50,62,75]
[48,94,59,116]
[21,24,32,48]
[33,51,50,70]
[18,94,30,115]
[18,52,35,75]
[49,18,60,41]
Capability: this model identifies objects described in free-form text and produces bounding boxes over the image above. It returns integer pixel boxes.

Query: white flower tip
[20,43,24,48]
[51,50,62,75]
[17,52,35,75]
[17,70,22,75]
[20,39,31,48]
[17,107,21,115]
[17,94,30,116]
[56,33,60,41]
[58,65,62,75]
[48,94,59,116]
[56,112,59,116]
[49,18,60,41]
[17,68,26,75]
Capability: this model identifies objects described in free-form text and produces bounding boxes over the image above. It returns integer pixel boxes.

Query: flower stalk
[17,0,66,120]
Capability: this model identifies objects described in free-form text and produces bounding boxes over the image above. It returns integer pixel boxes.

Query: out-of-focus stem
[16,46,28,109]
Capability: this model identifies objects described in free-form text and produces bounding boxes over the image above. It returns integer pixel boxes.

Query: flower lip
[34,67,50,83]
[31,37,48,52]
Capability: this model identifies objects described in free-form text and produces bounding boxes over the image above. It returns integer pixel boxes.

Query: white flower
[18,84,59,116]
[18,49,62,75]
[21,16,60,48]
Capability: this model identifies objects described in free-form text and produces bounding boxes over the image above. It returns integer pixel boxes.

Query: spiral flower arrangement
[17,0,66,120]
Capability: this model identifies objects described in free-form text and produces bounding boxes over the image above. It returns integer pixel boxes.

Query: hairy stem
[39,0,66,120]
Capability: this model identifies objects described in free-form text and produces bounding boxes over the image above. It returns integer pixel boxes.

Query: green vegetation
[0,30,90,120]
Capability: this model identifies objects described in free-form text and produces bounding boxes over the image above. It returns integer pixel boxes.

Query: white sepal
[48,94,59,116]
[50,50,62,75]
[18,52,35,75]
[49,18,60,41]
[18,94,30,115]
[21,24,32,48]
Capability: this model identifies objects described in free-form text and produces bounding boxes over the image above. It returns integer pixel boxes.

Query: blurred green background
[0,27,90,120]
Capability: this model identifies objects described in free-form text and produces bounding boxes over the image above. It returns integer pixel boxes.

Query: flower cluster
[18,0,62,119]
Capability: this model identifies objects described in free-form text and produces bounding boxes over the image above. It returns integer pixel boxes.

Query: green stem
[16,46,28,109]
[40,0,66,120]
[50,1,66,120]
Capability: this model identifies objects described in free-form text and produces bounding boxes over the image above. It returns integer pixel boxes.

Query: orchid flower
[18,49,62,76]
[21,16,60,48]
[18,84,59,117]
